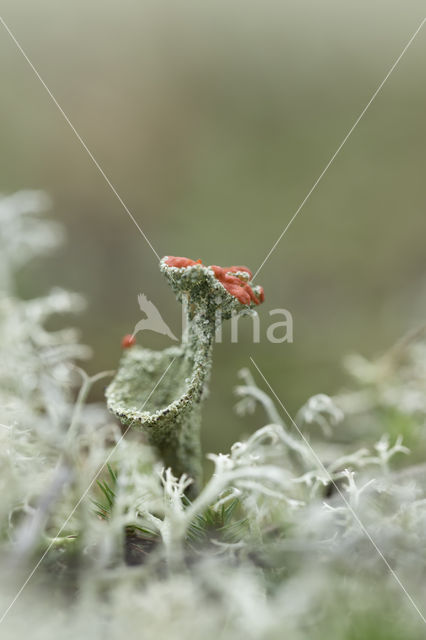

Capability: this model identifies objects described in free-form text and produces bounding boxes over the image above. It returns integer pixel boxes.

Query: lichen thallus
[106,256,264,495]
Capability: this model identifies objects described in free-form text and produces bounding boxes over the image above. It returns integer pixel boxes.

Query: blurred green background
[1,0,425,455]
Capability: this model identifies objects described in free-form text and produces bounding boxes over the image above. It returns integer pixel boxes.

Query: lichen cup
[106,256,264,495]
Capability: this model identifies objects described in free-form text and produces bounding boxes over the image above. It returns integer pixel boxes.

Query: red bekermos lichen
[111,254,265,489]
[164,256,264,307]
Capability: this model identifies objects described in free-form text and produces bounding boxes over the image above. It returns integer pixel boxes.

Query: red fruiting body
[210,265,257,305]
[164,256,201,268]
[223,282,251,305]
[121,334,136,348]
[225,265,253,280]
[164,256,263,306]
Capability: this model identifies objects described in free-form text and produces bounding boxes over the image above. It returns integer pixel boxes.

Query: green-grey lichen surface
[106,257,263,492]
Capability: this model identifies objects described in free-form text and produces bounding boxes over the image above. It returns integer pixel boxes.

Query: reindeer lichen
[106,256,264,492]
[3,194,426,639]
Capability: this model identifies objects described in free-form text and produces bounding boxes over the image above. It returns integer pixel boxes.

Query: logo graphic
[131,294,178,341]
[128,293,293,344]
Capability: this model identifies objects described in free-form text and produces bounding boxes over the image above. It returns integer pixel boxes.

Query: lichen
[106,256,264,492]
[2,196,426,639]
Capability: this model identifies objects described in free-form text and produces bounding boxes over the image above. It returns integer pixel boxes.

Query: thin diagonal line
[249,356,426,626]
[0,357,176,625]
[253,17,426,280]
[0,15,160,261]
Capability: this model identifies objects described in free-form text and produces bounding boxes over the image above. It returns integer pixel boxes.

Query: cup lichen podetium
[106,256,264,495]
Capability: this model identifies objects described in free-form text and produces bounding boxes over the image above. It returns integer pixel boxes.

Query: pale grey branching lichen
[3,192,426,639]
[106,257,264,492]
[0,190,63,292]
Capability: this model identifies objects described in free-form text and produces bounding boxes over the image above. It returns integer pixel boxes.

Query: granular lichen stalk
[106,256,264,494]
